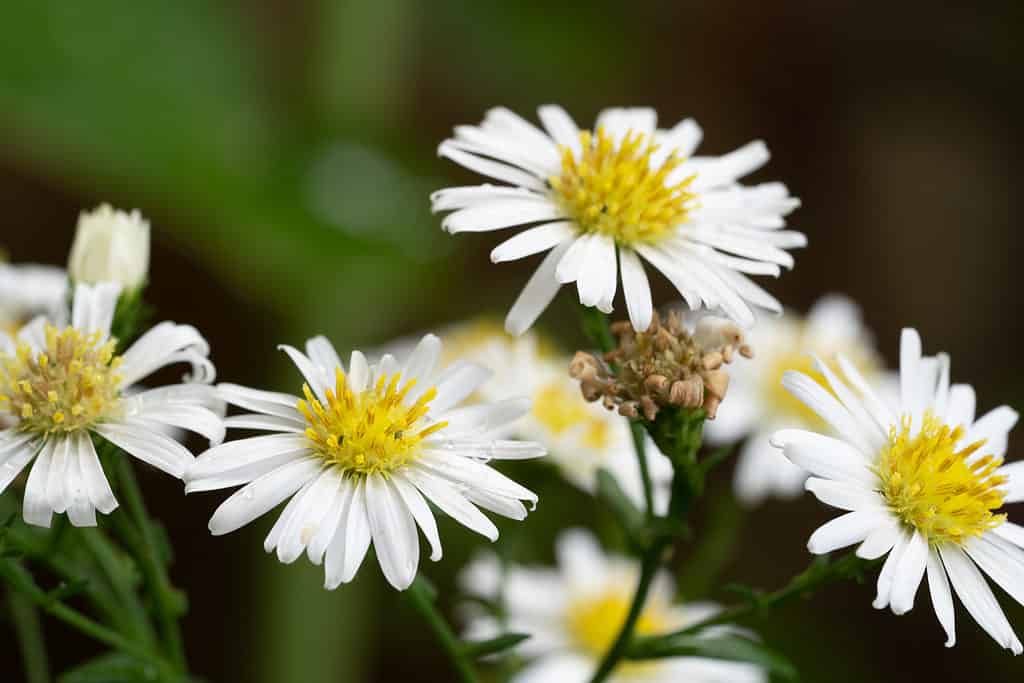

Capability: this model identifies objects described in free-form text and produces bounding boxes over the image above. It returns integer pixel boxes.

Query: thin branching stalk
[405,576,479,683]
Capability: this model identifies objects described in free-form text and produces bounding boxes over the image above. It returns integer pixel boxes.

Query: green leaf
[461,633,531,659]
[58,652,160,683]
[629,633,798,680]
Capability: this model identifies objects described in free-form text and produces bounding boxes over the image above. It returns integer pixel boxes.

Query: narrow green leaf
[629,633,798,680]
[58,652,157,683]
[595,469,644,546]
[461,633,531,659]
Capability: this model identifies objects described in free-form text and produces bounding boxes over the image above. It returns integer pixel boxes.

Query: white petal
[927,549,957,647]
[438,142,546,190]
[505,240,571,336]
[999,462,1024,504]
[890,531,929,615]
[404,466,498,541]
[278,345,330,404]
[391,472,443,562]
[807,510,887,555]
[429,362,493,415]
[537,105,581,157]
[811,355,885,449]
[899,328,922,416]
[403,334,442,385]
[556,529,606,594]
[95,420,194,479]
[71,282,121,338]
[348,351,370,393]
[805,477,884,512]
[654,117,703,163]
[940,544,1023,654]
[857,518,902,560]
[781,371,874,454]
[75,431,117,514]
[836,353,895,432]
[964,534,1024,611]
[119,322,214,387]
[0,432,42,494]
[307,477,352,565]
[419,450,537,504]
[275,467,343,564]
[128,401,225,445]
[65,442,96,527]
[22,439,55,527]
[339,478,372,584]
[555,234,592,285]
[46,436,70,514]
[187,434,312,493]
[442,199,564,234]
[436,398,532,438]
[490,222,574,263]
[619,248,652,332]
[223,414,305,434]
[365,474,420,590]
[945,384,976,427]
[994,523,1024,550]
[304,336,342,374]
[965,406,1018,459]
[770,429,875,486]
[217,383,303,421]
[874,529,911,610]
[207,457,321,536]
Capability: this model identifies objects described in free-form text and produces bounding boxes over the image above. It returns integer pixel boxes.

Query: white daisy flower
[460,530,766,683]
[187,333,546,591]
[440,321,672,512]
[431,106,804,335]
[705,294,889,505]
[0,282,220,527]
[0,262,68,337]
[771,328,1024,653]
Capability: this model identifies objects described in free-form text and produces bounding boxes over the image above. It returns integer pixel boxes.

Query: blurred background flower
[0,1,1020,681]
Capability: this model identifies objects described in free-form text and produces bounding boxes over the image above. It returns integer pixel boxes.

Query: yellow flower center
[565,589,669,673]
[0,325,123,434]
[878,413,1006,545]
[532,380,611,450]
[550,127,696,245]
[297,369,447,477]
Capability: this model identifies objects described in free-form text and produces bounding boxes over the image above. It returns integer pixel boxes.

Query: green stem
[405,576,479,683]
[588,536,670,683]
[0,559,171,672]
[630,553,877,650]
[629,421,654,520]
[115,458,187,672]
[8,586,50,683]
[578,303,617,355]
[77,527,157,646]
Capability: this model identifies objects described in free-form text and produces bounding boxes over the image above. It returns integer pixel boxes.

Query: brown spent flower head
[570,310,753,421]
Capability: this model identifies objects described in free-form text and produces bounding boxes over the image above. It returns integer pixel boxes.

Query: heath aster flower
[706,294,889,505]
[188,334,546,591]
[460,530,766,682]
[0,283,219,527]
[432,106,803,335]
[772,328,1024,653]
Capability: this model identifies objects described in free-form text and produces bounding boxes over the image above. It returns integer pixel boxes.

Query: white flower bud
[68,204,150,289]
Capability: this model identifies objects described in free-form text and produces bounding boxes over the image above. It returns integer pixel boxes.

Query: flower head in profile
[460,529,766,683]
[187,333,546,591]
[706,294,889,505]
[772,328,1024,653]
[0,283,220,527]
[432,106,803,335]
[439,320,672,512]
[0,261,68,339]
[68,204,151,290]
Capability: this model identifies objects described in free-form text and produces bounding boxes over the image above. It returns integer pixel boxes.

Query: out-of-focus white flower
[773,328,1024,654]
[68,204,151,289]
[0,262,68,337]
[440,320,673,512]
[0,283,220,527]
[460,530,767,683]
[187,333,546,591]
[432,106,803,335]
[706,295,890,505]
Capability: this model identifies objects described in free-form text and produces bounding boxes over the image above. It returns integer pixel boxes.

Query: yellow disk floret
[0,325,123,434]
[532,380,611,450]
[565,588,669,673]
[550,126,696,245]
[298,368,447,477]
[879,413,1006,545]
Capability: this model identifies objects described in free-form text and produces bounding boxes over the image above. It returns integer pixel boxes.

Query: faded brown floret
[569,311,752,421]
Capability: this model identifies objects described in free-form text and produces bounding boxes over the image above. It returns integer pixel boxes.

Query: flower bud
[68,204,150,289]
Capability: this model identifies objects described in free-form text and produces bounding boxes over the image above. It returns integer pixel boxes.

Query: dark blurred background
[1,1,1021,681]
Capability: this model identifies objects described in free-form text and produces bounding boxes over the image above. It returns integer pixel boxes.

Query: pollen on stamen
[549,126,697,246]
[878,412,1007,545]
[298,370,447,477]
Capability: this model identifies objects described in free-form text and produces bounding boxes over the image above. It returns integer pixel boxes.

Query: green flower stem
[77,527,157,646]
[628,552,877,652]
[629,421,654,520]
[115,458,187,673]
[405,576,479,683]
[7,586,50,683]
[0,559,171,672]
[588,536,671,683]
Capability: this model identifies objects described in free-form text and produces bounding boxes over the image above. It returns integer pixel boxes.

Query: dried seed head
[569,310,752,421]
